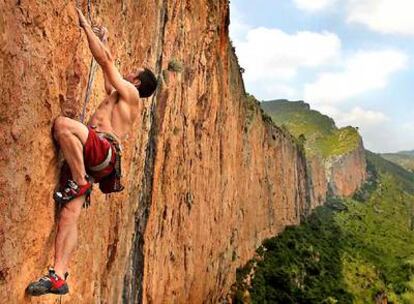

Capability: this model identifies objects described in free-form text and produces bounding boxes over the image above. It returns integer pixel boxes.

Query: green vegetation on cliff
[381,151,414,173]
[260,100,360,158]
[366,150,414,194]
[234,153,414,303]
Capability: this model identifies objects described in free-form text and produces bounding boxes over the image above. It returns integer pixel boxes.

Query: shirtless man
[27,8,157,296]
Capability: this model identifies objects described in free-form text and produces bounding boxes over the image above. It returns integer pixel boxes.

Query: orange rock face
[1,1,162,303]
[306,155,328,209]
[325,140,367,197]
[0,1,366,303]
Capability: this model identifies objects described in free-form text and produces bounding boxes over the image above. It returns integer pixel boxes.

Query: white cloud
[336,106,390,127]
[229,4,250,42]
[314,106,400,152]
[357,121,413,153]
[293,0,414,36]
[262,84,298,100]
[304,50,408,105]
[230,2,414,153]
[402,122,414,132]
[313,106,414,153]
[347,0,414,36]
[236,27,341,82]
[338,107,390,151]
[293,0,337,12]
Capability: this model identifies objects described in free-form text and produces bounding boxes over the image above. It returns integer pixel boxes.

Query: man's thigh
[55,117,89,145]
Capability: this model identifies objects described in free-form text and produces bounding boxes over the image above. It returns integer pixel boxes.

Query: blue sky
[230,0,414,153]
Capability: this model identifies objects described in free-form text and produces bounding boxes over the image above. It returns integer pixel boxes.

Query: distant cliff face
[308,137,367,203]
[326,140,367,197]
[262,100,367,204]
[0,1,366,304]
[307,155,328,209]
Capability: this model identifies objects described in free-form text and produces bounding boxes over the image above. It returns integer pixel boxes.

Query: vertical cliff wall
[325,140,367,197]
[0,1,365,303]
[306,155,328,209]
[135,49,311,302]
[305,141,367,210]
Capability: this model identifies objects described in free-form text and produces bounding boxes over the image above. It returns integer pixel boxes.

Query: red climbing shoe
[54,176,92,204]
[26,268,69,296]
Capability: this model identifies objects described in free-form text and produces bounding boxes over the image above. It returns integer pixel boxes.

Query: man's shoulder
[115,92,141,106]
[114,86,140,104]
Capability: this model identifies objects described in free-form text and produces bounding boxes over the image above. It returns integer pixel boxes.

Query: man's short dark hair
[137,68,157,98]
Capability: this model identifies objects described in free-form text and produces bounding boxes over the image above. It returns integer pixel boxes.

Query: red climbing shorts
[59,127,115,187]
[83,127,116,181]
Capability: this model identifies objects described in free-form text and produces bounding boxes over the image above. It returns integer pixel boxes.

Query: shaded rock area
[0,1,366,303]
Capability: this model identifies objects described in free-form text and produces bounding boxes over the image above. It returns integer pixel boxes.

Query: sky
[229,0,414,153]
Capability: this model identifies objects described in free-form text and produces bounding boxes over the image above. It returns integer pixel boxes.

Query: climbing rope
[79,0,98,123]
[80,58,98,123]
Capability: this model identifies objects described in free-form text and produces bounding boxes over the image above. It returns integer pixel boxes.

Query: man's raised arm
[76,8,137,100]
[92,26,114,95]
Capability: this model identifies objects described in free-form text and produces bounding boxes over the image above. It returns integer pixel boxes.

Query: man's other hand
[76,8,89,28]
[92,26,109,42]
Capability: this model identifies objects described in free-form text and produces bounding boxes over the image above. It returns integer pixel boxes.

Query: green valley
[233,155,414,303]
[232,100,414,303]
[381,151,414,173]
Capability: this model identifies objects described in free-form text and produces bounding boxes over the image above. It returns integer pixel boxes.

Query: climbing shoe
[26,268,69,296]
[54,176,92,204]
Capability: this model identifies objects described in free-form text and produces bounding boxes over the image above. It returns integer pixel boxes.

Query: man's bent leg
[53,116,89,185]
[53,195,85,279]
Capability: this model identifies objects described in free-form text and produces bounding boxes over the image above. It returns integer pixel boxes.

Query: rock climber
[26,8,157,296]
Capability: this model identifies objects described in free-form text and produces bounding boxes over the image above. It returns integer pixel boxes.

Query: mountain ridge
[381,151,414,173]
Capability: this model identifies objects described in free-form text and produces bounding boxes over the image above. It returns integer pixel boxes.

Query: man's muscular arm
[76,8,138,101]
[92,26,114,95]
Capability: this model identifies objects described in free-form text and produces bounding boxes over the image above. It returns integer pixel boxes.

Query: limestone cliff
[261,100,367,207]
[0,1,365,303]
[325,140,367,197]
